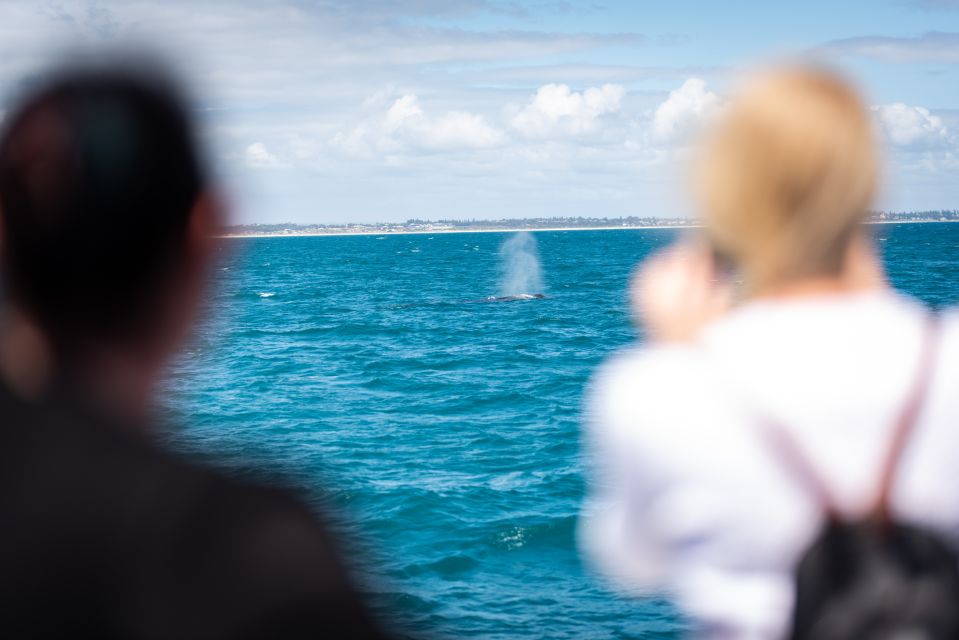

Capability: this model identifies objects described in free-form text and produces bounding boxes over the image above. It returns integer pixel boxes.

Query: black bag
[791,518,959,638]
[762,317,959,639]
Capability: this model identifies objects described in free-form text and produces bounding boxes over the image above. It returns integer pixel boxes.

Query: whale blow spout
[498,232,544,298]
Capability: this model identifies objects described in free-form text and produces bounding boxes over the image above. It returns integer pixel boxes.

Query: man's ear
[155,189,227,357]
[185,189,227,274]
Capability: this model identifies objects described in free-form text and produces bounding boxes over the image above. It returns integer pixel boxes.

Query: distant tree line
[870,210,959,222]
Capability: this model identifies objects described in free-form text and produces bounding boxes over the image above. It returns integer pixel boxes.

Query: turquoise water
[162,223,959,639]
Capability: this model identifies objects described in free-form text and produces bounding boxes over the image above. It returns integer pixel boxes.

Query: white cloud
[333,93,507,156]
[421,110,507,149]
[872,103,951,149]
[245,142,282,168]
[511,83,625,137]
[384,94,425,132]
[651,78,721,145]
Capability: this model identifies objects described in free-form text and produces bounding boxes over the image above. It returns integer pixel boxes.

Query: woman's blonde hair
[697,66,877,293]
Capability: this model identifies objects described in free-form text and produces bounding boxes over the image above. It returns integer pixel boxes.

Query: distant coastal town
[221,210,959,237]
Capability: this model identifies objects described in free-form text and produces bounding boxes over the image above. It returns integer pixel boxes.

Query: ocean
[161,222,959,639]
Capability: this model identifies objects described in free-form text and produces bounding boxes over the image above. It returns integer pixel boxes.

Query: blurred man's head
[696,66,878,294]
[0,62,219,374]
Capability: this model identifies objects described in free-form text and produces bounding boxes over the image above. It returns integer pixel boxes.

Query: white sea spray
[498,232,544,297]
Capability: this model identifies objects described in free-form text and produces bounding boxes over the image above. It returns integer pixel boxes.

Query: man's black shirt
[0,383,387,639]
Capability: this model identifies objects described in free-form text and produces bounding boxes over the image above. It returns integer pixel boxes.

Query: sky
[0,0,956,224]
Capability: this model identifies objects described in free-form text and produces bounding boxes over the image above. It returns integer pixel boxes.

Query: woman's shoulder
[589,294,959,423]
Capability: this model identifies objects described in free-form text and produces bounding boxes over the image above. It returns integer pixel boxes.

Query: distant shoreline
[217,218,958,239]
[217,225,691,239]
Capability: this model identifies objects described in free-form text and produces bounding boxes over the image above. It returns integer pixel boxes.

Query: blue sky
[0,0,956,224]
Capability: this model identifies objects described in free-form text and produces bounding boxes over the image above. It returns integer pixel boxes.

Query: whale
[473,293,546,303]
[393,293,546,309]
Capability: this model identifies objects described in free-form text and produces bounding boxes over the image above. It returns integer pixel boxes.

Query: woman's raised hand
[631,240,734,343]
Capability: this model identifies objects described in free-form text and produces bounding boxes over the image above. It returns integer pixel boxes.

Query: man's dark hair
[0,62,206,354]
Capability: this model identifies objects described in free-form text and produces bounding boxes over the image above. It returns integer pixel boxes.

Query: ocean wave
[403,554,480,579]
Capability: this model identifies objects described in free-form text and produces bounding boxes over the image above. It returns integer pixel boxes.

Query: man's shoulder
[0,393,335,557]
[0,398,388,638]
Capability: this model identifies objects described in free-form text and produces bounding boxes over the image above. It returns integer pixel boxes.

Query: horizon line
[224,209,959,229]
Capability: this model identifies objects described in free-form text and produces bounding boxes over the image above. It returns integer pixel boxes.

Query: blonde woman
[580,67,959,638]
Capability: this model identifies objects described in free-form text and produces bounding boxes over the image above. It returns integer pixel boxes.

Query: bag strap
[758,313,940,522]
[874,313,941,522]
